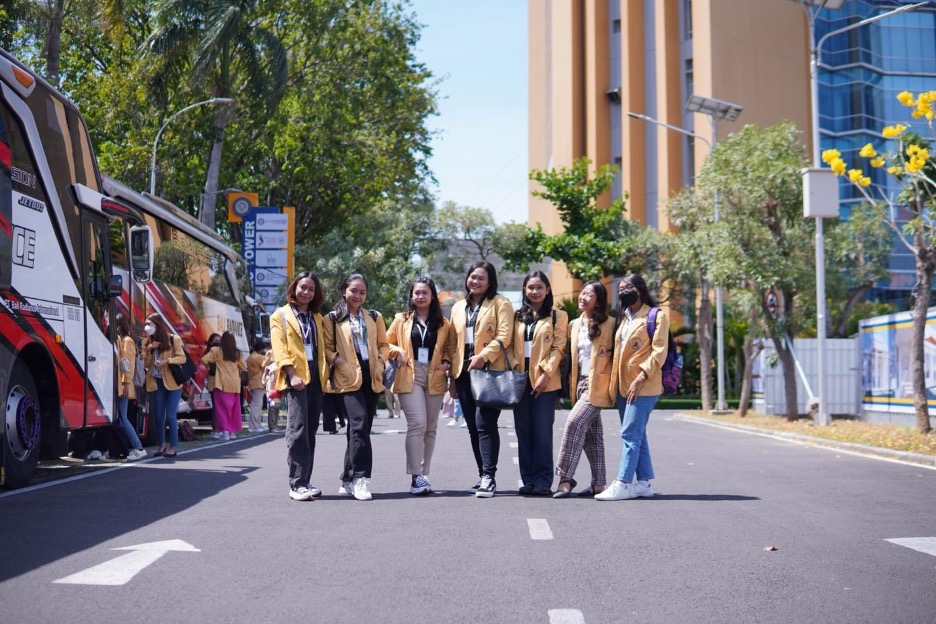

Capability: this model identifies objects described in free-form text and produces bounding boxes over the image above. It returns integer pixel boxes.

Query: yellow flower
[870,157,885,168]
[897,91,915,106]
[830,158,846,176]
[906,158,926,173]
[848,169,865,184]
[821,148,841,165]
[888,165,903,175]
[858,176,871,187]
[882,124,907,138]
[859,143,877,158]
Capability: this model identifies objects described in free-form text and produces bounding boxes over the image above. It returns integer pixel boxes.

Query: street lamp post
[149,98,235,196]
[798,0,929,425]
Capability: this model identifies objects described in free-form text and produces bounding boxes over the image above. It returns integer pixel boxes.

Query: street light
[799,0,929,425]
[685,95,744,412]
[149,97,235,196]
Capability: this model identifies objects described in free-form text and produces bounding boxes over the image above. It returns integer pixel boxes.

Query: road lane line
[509,442,519,448]
[528,518,553,540]
[512,456,519,464]
[548,609,585,623]
[886,537,936,557]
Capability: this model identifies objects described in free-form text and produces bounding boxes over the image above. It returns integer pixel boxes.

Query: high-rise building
[529,0,936,303]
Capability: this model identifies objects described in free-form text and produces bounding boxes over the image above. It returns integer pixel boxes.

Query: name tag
[305,343,314,361]
[417,347,429,364]
[466,327,474,344]
[524,340,532,358]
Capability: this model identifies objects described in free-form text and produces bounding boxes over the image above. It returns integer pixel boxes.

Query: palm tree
[144,0,287,230]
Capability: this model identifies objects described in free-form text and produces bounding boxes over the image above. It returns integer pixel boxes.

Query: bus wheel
[2,361,41,488]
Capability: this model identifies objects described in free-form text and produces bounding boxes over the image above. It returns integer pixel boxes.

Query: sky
[408,0,529,225]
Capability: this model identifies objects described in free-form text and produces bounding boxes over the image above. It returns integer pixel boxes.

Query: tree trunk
[832,284,871,338]
[772,335,799,421]
[697,278,714,412]
[739,307,762,418]
[911,246,934,434]
[43,0,65,86]
[201,106,230,231]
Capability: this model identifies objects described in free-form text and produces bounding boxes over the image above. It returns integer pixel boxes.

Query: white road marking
[886,537,936,557]
[54,540,201,586]
[509,442,519,448]
[512,456,520,464]
[518,479,524,488]
[548,608,585,623]
[528,518,553,540]
[508,431,516,436]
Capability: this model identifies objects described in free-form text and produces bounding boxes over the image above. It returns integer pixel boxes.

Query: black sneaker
[518,483,534,496]
[469,478,482,492]
[475,475,496,498]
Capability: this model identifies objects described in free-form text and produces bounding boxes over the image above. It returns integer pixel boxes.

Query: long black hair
[334,273,368,322]
[286,270,324,313]
[516,270,554,324]
[580,280,609,340]
[463,260,498,301]
[620,273,656,308]
[405,276,443,330]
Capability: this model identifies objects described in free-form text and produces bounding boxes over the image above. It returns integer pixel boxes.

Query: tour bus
[0,49,265,487]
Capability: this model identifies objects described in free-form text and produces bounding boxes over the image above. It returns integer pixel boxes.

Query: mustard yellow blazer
[510,309,568,393]
[568,316,615,408]
[269,305,329,392]
[245,352,265,390]
[386,313,456,395]
[449,294,515,379]
[609,304,669,399]
[143,334,188,392]
[118,335,137,401]
[202,347,247,393]
[323,310,390,394]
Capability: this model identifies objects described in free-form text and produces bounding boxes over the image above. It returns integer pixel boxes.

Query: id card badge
[304,343,314,361]
[524,340,532,358]
[417,347,430,364]
[466,327,474,344]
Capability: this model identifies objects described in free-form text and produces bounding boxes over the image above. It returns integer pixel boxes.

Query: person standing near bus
[204,333,222,439]
[116,314,146,462]
[324,273,390,501]
[202,331,247,441]
[245,339,268,433]
[386,276,455,495]
[512,270,568,496]
[449,260,514,498]
[142,314,187,458]
[270,271,328,502]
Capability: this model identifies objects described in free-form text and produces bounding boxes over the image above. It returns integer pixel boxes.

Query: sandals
[576,485,605,498]
[552,478,577,499]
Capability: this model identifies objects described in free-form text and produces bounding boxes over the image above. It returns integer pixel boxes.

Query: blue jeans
[514,384,558,489]
[117,396,142,450]
[150,378,182,448]
[615,394,658,483]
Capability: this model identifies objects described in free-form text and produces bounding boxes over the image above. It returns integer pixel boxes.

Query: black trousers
[285,364,323,490]
[455,366,501,478]
[338,358,378,481]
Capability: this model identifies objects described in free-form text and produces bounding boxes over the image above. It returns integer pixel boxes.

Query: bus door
[80,211,116,426]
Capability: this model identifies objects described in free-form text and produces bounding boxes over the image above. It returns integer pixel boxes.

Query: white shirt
[577,320,592,378]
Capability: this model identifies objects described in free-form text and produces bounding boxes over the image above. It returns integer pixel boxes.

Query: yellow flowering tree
[823,90,936,434]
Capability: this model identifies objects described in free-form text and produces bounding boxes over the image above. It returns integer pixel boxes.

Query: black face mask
[619,290,639,307]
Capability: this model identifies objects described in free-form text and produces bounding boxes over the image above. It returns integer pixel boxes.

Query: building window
[613,19,621,34]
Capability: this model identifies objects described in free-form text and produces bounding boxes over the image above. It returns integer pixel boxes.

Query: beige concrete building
[529,0,813,300]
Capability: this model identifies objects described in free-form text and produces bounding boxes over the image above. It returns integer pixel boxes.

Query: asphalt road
[2,409,935,624]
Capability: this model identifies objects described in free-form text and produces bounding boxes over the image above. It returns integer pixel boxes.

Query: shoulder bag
[469,339,527,409]
[168,337,196,385]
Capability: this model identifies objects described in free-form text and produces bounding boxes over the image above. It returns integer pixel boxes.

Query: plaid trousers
[555,376,606,486]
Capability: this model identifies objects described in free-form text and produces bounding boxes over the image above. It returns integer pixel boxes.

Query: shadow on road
[652,494,760,501]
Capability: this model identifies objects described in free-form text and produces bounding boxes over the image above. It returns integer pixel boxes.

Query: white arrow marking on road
[54,540,201,586]
[885,537,936,557]
[548,609,585,623]
[528,518,553,540]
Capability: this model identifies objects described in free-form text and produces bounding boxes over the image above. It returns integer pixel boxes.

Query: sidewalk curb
[673,413,936,469]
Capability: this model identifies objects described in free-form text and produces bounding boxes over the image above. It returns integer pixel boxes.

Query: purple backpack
[646,307,682,396]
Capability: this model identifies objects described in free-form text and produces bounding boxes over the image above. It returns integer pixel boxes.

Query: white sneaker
[229,433,237,440]
[475,475,496,498]
[595,480,637,501]
[126,448,147,462]
[410,475,431,495]
[632,481,655,498]
[338,481,354,496]
[289,486,314,501]
[352,477,373,501]
[210,431,223,439]
[447,419,460,427]
[308,485,322,498]
[220,432,230,441]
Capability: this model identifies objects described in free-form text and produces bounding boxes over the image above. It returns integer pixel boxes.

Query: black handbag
[382,358,398,388]
[469,339,527,409]
[168,346,196,385]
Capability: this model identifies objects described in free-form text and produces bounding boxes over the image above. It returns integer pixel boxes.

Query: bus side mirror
[129,225,153,283]
[109,274,123,299]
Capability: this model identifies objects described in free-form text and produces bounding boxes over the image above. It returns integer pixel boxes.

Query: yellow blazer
[202,347,247,393]
[245,352,265,390]
[568,316,615,408]
[609,304,669,399]
[270,305,329,392]
[118,335,137,401]
[323,309,390,394]
[449,294,515,378]
[510,309,568,393]
[386,313,456,395]
[143,334,188,392]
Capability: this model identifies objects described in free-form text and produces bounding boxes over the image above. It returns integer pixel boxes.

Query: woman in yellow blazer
[142,313,187,457]
[323,273,390,501]
[270,271,329,502]
[597,274,670,501]
[116,314,146,461]
[448,260,514,498]
[554,281,614,498]
[202,331,247,441]
[386,276,455,495]
[244,339,268,433]
[511,271,568,496]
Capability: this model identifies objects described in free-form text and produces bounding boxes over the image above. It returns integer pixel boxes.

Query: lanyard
[293,307,314,345]
[466,301,481,330]
[525,319,537,342]
[415,319,428,347]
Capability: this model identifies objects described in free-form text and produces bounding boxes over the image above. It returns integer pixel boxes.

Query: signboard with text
[242,206,294,313]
